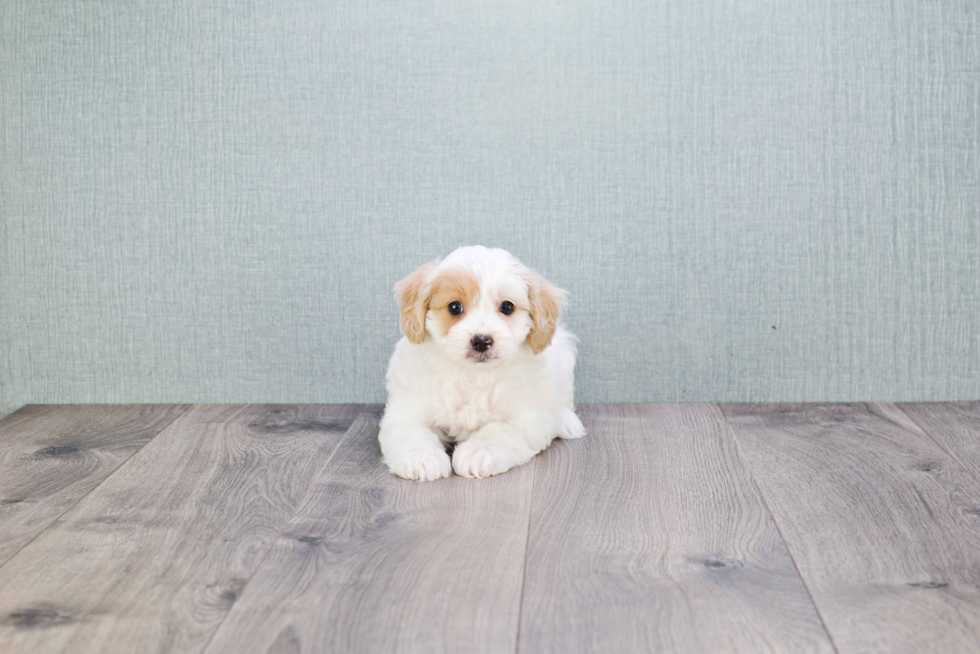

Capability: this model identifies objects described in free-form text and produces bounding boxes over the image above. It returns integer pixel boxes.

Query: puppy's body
[380,246,585,480]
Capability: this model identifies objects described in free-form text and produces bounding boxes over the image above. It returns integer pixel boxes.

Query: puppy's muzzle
[470,334,493,353]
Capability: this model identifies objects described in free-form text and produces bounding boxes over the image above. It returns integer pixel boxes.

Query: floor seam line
[513,441,540,654]
[892,402,980,485]
[0,403,194,574]
[196,403,369,654]
[715,403,842,654]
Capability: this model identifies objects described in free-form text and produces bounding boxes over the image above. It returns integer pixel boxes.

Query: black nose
[470,334,493,352]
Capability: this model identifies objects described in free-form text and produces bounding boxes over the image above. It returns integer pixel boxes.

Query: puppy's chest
[432,377,506,438]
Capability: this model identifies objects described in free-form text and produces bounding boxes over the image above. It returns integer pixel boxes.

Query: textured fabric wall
[2,0,978,418]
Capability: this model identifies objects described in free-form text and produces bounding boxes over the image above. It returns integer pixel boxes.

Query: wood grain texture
[899,403,980,481]
[0,404,360,654]
[0,404,189,566]
[722,403,980,654]
[518,404,834,654]
[204,406,536,654]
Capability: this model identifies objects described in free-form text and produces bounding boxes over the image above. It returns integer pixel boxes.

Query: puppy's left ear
[394,262,436,344]
[525,269,568,354]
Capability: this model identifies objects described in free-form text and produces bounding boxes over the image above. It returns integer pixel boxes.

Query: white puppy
[379,246,585,480]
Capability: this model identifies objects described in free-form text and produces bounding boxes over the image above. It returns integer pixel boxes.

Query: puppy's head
[395,246,567,364]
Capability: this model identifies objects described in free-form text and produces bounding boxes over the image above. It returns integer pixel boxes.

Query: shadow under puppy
[379,246,585,480]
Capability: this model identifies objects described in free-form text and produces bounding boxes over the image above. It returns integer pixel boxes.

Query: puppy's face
[395,247,566,364]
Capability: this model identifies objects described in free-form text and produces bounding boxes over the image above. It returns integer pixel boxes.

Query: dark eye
[499,301,514,315]
[448,301,463,316]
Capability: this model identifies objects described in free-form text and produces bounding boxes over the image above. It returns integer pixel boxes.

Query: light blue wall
[2,0,978,418]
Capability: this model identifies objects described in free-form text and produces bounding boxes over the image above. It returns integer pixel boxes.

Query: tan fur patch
[428,268,480,337]
[525,269,567,354]
[395,262,436,343]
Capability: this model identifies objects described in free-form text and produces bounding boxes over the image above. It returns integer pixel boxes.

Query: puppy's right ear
[394,263,436,344]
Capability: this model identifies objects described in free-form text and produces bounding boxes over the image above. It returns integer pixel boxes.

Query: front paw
[558,408,586,439]
[452,441,516,478]
[386,447,452,482]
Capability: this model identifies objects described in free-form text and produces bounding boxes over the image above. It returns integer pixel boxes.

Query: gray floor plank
[0,404,360,654]
[899,402,980,481]
[204,406,535,654]
[0,404,189,567]
[722,403,980,654]
[518,404,834,654]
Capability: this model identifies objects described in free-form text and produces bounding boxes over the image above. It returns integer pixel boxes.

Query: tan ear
[394,263,436,344]
[525,269,568,354]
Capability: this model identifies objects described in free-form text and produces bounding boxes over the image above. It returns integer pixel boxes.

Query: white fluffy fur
[379,246,585,480]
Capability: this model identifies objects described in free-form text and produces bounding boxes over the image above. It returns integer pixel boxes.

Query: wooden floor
[0,404,978,653]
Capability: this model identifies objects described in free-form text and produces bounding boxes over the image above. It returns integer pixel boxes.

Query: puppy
[379,246,585,481]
